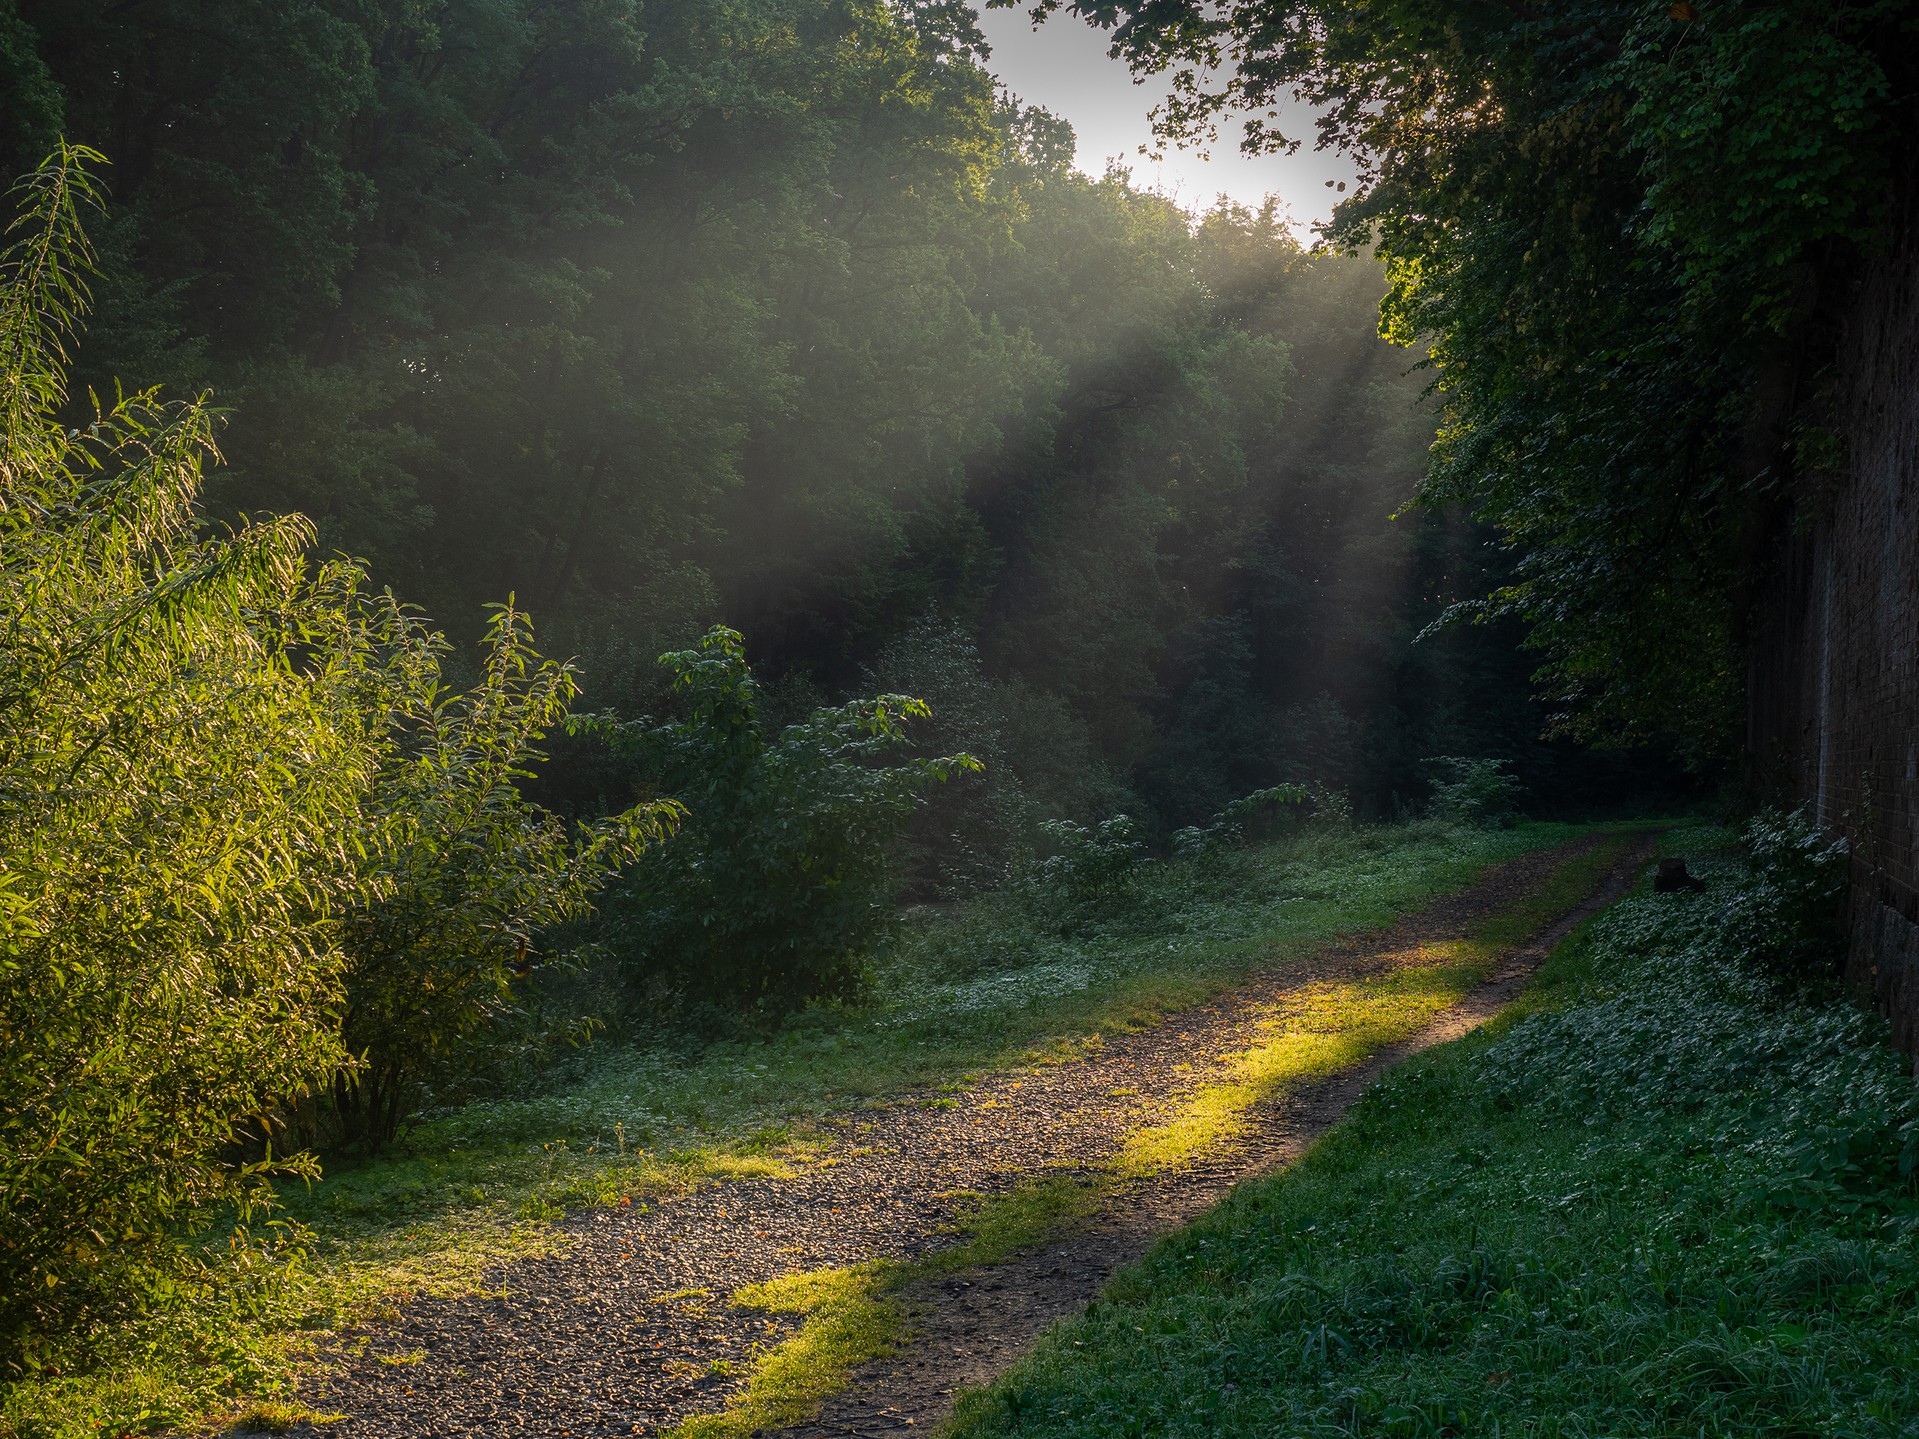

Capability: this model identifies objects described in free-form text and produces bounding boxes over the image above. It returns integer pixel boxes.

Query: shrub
[1028,815,1152,900]
[1734,806,1849,984]
[0,148,677,1357]
[601,626,979,1011]
[0,150,369,1354]
[1423,756,1522,827]
[327,596,679,1149]
[1170,784,1312,858]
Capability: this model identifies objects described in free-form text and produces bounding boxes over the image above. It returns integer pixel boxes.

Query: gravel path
[287,835,1647,1439]
[790,833,1653,1434]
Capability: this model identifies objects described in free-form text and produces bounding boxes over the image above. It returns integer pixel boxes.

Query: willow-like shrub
[0,149,674,1358]
[0,149,370,1351]
[329,597,679,1149]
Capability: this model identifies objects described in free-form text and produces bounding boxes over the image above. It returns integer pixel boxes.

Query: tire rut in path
[291,835,1650,1439]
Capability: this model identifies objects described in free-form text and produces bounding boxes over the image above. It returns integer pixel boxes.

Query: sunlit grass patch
[664,1167,1116,1439]
[1115,965,1479,1178]
[944,1175,1106,1269]
[225,1399,344,1433]
[1114,831,1635,1180]
[668,1264,905,1439]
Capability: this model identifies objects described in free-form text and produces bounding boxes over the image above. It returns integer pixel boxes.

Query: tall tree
[1041,0,1913,756]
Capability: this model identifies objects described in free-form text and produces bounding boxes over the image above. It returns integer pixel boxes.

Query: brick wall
[1747,160,1919,1054]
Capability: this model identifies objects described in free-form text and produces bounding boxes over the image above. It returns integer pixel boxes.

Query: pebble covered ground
[285,835,1646,1439]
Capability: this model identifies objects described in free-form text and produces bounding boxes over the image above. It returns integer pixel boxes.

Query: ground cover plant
[2,818,1601,1437]
[948,819,1919,1438]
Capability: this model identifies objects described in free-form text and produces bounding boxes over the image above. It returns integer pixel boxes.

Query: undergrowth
[949,822,1919,1438]
[2,819,1608,1438]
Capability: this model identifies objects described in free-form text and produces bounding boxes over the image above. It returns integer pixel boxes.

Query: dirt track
[288,834,1651,1439]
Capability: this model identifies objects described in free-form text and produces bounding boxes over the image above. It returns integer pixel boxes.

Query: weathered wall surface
[1747,158,1919,1054]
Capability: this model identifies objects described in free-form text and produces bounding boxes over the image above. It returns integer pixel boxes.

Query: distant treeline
[0,0,1680,838]
[1068,0,1913,767]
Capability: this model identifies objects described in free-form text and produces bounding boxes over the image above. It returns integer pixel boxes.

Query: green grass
[658,829,1641,1437]
[1116,835,1629,1179]
[1,818,1624,1439]
[658,1177,1118,1439]
[668,1265,905,1439]
[947,825,1919,1439]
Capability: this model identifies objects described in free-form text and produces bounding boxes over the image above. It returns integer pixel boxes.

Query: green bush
[0,150,370,1355]
[1170,784,1312,858]
[0,148,676,1358]
[601,626,979,1012]
[1029,815,1149,894]
[1016,816,1155,932]
[1020,788,1326,932]
[1735,806,1849,984]
[1423,755,1522,827]
[327,597,679,1150]
[861,619,1043,898]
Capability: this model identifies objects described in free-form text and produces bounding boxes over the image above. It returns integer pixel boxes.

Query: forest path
[288,833,1651,1439]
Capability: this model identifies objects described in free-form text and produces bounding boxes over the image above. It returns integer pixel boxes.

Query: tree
[1041,0,1913,756]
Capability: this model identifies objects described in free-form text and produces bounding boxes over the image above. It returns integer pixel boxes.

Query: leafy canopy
[1036,0,1912,754]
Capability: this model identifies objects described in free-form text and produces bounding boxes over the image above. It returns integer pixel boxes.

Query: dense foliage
[1059,0,1916,755]
[1422,756,1523,829]
[600,626,979,1011]
[0,150,366,1349]
[330,600,678,1148]
[0,0,1676,829]
[1170,784,1312,857]
[0,152,672,1360]
[951,827,1919,1436]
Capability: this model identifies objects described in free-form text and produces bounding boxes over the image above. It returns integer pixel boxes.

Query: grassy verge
[661,829,1641,1437]
[948,824,1919,1439]
[3,819,1627,1439]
